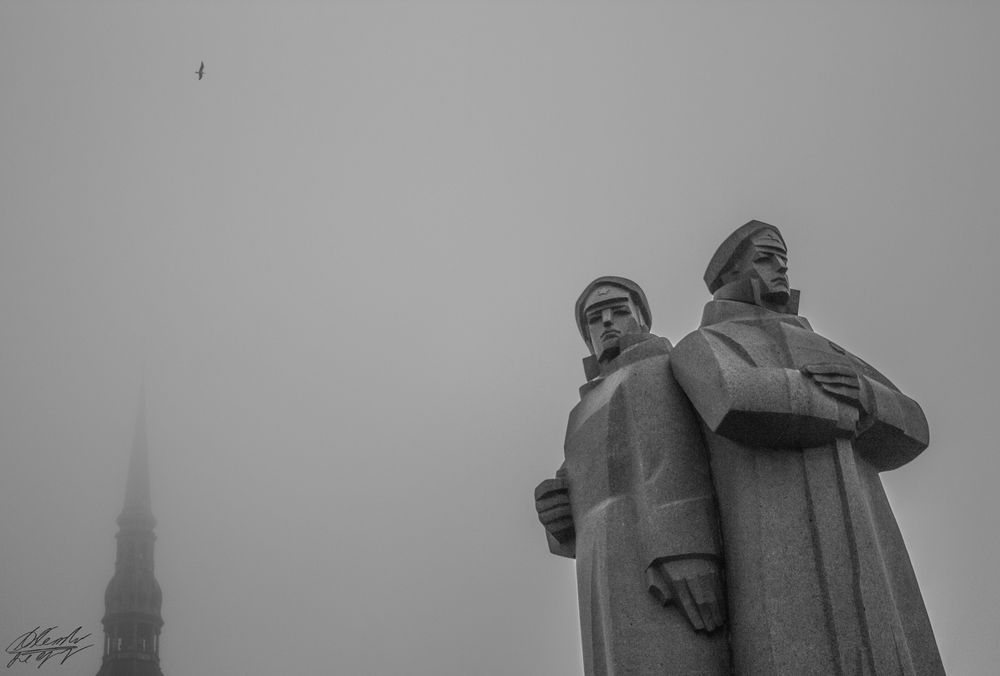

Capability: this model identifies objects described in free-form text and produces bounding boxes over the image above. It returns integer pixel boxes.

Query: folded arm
[671,331,857,448]
[797,361,928,469]
[855,375,929,470]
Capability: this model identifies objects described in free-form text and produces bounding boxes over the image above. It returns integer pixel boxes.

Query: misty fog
[1,3,998,674]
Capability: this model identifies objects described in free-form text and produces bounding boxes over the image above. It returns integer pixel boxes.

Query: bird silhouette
[195,61,205,80]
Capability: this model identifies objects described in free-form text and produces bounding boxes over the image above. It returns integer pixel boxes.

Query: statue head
[704,220,790,305]
[575,276,651,362]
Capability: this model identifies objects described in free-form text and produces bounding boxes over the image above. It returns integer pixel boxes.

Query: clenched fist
[534,473,574,544]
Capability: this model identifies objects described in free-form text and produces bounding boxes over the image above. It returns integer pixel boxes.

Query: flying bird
[195,61,205,80]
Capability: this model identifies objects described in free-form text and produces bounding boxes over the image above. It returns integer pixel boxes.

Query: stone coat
[670,292,945,676]
[556,332,729,676]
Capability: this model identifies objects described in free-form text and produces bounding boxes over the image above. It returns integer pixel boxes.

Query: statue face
[584,294,644,360]
[732,230,790,304]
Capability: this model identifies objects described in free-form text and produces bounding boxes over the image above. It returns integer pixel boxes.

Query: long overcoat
[554,332,729,676]
[670,293,944,676]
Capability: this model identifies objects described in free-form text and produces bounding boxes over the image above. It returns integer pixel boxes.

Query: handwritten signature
[5,626,93,668]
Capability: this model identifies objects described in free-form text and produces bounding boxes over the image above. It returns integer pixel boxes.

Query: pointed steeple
[119,384,154,528]
[98,387,165,676]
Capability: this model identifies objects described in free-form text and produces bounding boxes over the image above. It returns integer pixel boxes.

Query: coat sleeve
[855,376,929,471]
[633,358,722,567]
[670,329,858,448]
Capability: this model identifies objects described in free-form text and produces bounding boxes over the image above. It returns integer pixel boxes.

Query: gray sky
[1,2,997,674]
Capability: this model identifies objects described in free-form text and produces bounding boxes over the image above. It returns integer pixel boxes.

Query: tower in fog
[96,393,165,676]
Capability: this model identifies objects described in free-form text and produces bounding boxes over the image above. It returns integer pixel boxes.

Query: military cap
[704,220,786,293]
[575,276,652,346]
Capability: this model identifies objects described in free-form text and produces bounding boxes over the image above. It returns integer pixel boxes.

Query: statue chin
[762,289,790,306]
[597,344,621,363]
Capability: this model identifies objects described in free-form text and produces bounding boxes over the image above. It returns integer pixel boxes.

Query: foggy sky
[1,3,997,675]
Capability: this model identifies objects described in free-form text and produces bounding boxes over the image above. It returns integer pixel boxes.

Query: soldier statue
[535,276,729,676]
[669,221,945,675]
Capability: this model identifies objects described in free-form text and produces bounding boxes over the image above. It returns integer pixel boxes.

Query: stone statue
[535,276,729,676]
[669,221,945,675]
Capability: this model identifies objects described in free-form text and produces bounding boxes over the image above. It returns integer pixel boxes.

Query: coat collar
[579,332,669,396]
[700,277,808,329]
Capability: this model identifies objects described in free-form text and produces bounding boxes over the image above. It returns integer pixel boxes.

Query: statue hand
[534,476,574,544]
[801,363,871,414]
[646,558,726,632]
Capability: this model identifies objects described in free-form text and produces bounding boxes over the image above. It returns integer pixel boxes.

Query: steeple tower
[97,389,165,676]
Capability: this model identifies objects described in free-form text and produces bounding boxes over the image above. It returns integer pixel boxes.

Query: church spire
[97,388,165,676]
[119,385,154,528]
